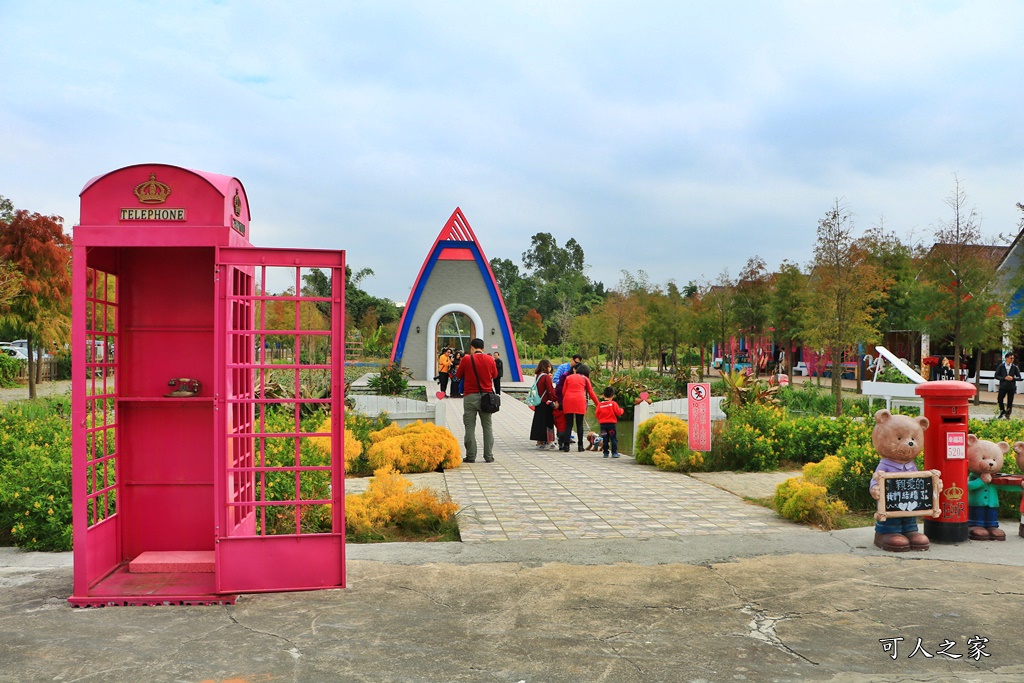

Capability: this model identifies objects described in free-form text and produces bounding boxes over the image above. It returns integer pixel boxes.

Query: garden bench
[972,370,1024,393]
[974,370,998,393]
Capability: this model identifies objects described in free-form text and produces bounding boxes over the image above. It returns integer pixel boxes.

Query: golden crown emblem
[233,189,241,217]
[944,483,964,501]
[133,173,171,204]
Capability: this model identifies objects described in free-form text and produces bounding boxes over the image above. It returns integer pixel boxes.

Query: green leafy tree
[682,281,715,377]
[804,200,885,416]
[733,256,772,377]
[0,209,72,398]
[569,308,610,362]
[917,176,1003,386]
[0,195,13,223]
[643,281,689,373]
[519,232,605,348]
[703,270,739,369]
[306,266,399,342]
[768,260,806,377]
[859,222,926,369]
[522,233,585,281]
[596,289,644,371]
[490,257,536,323]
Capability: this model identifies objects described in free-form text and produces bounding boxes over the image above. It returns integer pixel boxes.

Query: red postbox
[915,380,976,543]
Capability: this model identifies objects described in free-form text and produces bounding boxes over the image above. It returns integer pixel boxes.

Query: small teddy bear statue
[1008,442,1024,539]
[966,435,1024,541]
[869,409,931,552]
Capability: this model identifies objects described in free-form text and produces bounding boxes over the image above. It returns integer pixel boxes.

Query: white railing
[632,396,727,447]
[350,395,435,427]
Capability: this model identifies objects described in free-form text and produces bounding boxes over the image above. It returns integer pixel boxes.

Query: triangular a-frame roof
[391,208,523,381]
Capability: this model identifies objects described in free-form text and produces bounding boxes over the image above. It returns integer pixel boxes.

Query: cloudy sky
[2,1,1023,302]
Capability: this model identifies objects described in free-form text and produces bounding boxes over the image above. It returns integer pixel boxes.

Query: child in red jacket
[595,387,625,458]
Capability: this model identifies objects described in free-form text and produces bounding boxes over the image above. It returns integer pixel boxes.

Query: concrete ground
[3,378,1024,681]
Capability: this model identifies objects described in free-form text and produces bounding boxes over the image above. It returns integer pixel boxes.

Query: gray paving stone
[440,396,791,542]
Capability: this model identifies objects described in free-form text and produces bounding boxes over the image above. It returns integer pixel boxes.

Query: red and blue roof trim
[391,208,523,381]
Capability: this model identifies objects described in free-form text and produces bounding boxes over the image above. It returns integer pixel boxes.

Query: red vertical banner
[688,383,712,451]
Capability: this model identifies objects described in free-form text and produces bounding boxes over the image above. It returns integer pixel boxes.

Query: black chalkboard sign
[874,470,942,521]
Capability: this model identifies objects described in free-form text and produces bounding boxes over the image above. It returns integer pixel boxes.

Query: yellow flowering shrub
[802,455,843,488]
[366,421,462,473]
[345,467,459,542]
[635,414,706,472]
[652,448,705,472]
[636,414,686,461]
[369,423,402,443]
[309,416,364,474]
[773,476,848,529]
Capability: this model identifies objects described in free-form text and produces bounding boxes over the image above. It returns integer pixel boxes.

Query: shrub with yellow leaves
[345,467,459,542]
[634,414,704,472]
[773,475,848,529]
[309,416,364,473]
[802,455,843,488]
[365,421,461,474]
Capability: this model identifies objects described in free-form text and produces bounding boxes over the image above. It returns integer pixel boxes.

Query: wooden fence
[12,358,62,383]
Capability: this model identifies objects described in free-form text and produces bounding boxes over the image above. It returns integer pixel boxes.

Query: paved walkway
[436,393,793,542]
[374,374,1008,544]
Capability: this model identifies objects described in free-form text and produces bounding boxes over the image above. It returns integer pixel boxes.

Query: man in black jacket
[995,352,1022,419]
[492,351,504,394]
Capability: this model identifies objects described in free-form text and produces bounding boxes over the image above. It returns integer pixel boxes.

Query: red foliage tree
[0,210,72,398]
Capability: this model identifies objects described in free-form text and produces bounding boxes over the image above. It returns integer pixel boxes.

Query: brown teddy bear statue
[966,435,1024,540]
[869,409,931,552]
[1013,442,1024,538]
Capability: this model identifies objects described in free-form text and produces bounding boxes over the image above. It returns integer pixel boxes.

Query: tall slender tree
[917,176,1003,386]
[0,209,72,398]
[733,256,772,377]
[804,200,885,416]
[703,270,738,370]
[859,221,925,370]
[768,260,806,377]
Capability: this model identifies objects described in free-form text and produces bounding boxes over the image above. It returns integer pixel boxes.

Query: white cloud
[1,0,1023,300]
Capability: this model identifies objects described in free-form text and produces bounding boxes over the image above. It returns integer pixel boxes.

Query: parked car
[0,344,29,360]
[9,339,52,359]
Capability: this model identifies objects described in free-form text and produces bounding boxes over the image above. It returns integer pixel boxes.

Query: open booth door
[214,247,346,594]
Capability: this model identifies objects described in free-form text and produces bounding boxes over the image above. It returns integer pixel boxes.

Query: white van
[11,339,53,359]
[0,343,28,360]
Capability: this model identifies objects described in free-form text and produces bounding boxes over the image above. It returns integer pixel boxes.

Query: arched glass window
[436,312,474,354]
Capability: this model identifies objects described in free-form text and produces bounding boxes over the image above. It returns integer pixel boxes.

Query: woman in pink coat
[556,363,600,452]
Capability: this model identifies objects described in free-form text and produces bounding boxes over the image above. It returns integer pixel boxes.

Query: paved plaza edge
[3,380,1024,681]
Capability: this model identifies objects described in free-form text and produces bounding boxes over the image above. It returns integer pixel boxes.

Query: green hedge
[0,397,73,550]
[0,355,21,388]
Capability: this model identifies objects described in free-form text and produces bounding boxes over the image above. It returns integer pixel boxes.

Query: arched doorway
[436,311,474,355]
[426,304,483,381]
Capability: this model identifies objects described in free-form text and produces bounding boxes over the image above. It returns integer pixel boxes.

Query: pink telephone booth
[70,164,346,606]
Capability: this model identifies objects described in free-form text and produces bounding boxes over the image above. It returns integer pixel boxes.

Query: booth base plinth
[129,550,215,573]
[69,563,236,608]
[924,520,969,544]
